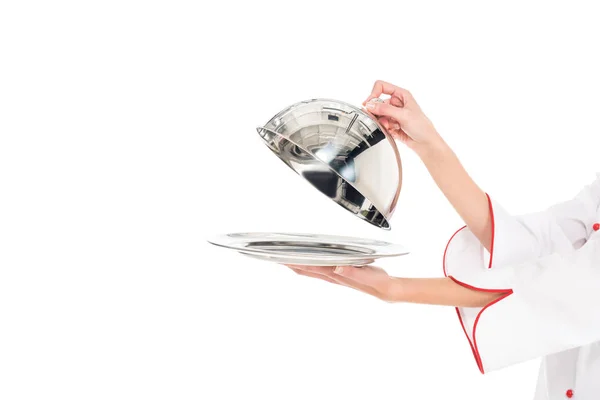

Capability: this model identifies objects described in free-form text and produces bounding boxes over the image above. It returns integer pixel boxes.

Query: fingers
[287,265,394,302]
[284,264,399,302]
[389,95,404,107]
[365,101,407,123]
[285,265,334,274]
[289,267,341,285]
[286,265,341,284]
[378,117,401,134]
[387,118,402,132]
[286,265,382,298]
[378,99,401,132]
[364,80,412,105]
[332,266,390,292]
[378,116,391,130]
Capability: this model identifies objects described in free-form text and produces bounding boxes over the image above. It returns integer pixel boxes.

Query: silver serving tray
[238,251,376,266]
[207,232,409,266]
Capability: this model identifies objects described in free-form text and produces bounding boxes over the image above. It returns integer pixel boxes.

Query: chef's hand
[285,264,508,307]
[362,80,442,154]
[364,80,494,251]
[286,264,400,302]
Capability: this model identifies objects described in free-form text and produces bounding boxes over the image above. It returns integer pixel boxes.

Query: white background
[1,1,599,399]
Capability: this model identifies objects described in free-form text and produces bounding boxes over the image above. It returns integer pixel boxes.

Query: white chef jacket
[443,174,600,400]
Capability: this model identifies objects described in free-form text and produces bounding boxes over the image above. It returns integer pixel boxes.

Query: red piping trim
[443,193,513,374]
[473,291,513,372]
[442,225,467,277]
[454,306,478,366]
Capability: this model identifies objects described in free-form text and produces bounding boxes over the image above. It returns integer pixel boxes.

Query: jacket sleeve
[443,174,600,374]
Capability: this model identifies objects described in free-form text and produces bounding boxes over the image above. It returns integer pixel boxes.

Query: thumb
[365,101,408,123]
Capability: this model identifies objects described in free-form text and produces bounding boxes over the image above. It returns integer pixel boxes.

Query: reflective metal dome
[256,99,402,229]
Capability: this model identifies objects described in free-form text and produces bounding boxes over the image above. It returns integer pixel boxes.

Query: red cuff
[443,193,514,374]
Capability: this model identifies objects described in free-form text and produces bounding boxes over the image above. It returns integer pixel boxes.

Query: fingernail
[334,266,344,274]
[366,98,383,109]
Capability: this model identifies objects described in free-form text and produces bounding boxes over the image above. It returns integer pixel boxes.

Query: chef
[287,80,600,400]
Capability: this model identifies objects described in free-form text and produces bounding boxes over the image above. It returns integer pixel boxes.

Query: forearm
[393,276,507,307]
[416,136,493,251]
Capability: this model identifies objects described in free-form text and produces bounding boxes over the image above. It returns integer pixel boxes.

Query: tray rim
[206,232,410,260]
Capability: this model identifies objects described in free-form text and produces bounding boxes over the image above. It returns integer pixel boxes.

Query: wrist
[388,277,440,304]
[414,134,453,163]
[389,277,411,303]
[389,276,470,306]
